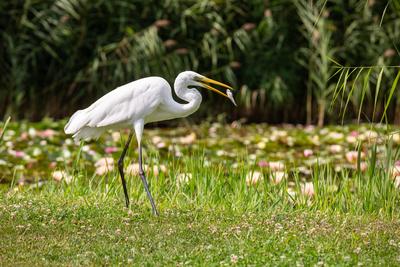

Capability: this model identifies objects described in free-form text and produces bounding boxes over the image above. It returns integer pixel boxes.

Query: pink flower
[126,163,166,177]
[152,136,166,148]
[15,151,25,158]
[328,144,342,153]
[152,136,163,145]
[127,163,144,176]
[179,132,196,145]
[258,160,269,167]
[95,157,114,167]
[104,147,118,154]
[9,150,25,158]
[153,164,167,176]
[303,149,313,157]
[95,157,114,175]
[257,161,285,170]
[52,170,73,183]
[345,151,365,164]
[95,165,114,176]
[359,162,368,172]
[392,165,400,178]
[20,132,29,140]
[346,135,357,144]
[346,131,360,144]
[394,176,400,189]
[270,171,285,184]
[269,161,285,171]
[301,182,314,197]
[350,131,359,137]
[246,171,263,186]
[39,129,56,138]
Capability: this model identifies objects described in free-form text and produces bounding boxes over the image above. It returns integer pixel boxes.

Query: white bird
[64,71,236,215]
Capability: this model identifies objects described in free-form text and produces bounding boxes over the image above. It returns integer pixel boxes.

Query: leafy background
[1,0,399,125]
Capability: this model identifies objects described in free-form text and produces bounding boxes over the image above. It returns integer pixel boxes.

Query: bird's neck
[173,76,202,117]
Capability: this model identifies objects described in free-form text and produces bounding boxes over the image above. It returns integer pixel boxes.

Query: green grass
[1,153,400,265]
[1,194,400,266]
[1,121,400,265]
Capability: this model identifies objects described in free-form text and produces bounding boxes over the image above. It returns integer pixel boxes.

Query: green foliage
[0,0,399,124]
[331,65,400,124]
[296,0,335,126]
[330,0,400,124]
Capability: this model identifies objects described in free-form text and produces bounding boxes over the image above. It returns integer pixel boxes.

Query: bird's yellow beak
[197,76,237,106]
[197,77,234,98]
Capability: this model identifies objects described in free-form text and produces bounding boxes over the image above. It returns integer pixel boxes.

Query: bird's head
[178,71,237,106]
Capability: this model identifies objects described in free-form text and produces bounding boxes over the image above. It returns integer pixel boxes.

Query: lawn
[1,119,400,265]
[1,195,400,266]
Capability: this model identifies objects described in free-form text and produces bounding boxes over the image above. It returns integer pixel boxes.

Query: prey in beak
[196,76,237,106]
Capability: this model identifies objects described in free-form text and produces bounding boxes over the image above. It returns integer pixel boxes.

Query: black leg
[118,132,133,208]
[138,144,159,216]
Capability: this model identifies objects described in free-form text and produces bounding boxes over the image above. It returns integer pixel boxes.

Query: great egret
[64,71,236,215]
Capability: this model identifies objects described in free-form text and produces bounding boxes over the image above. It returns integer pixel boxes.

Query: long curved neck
[172,76,202,117]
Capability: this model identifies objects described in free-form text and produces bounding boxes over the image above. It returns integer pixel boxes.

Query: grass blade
[381,70,400,123]
[358,68,372,122]
[328,57,343,67]
[331,68,346,106]
[342,68,363,123]
[0,116,11,145]
[372,67,384,122]
[379,1,391,27]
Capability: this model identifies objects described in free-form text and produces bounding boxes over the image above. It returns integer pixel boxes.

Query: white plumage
[65,77,169,140]
[64,70,236,214]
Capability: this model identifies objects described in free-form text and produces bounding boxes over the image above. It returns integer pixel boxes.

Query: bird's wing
[83,79,164,128]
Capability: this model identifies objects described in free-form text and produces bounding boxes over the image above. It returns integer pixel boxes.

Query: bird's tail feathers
[64,109,89,134]
[72,126,104,141]
[65,109,105,141]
